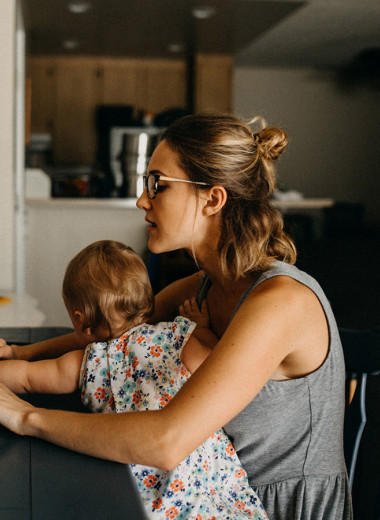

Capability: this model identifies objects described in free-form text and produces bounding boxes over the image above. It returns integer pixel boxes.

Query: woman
[0,114,352,519]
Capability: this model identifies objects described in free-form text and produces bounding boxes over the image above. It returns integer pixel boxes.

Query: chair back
[340,327,380,519]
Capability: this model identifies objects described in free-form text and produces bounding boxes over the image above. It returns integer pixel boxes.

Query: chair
[340,327,380,520]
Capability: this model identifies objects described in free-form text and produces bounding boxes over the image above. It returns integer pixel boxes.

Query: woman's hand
[0,383,34,435]
[0,338,17,360]
[179,297,210,328]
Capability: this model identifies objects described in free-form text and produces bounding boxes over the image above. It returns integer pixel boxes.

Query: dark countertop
[0,327,148,520]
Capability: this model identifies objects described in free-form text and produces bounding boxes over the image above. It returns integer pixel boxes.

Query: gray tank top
[197,261,353,520]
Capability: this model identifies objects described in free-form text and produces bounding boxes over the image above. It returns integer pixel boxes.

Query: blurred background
[0,0,379,329]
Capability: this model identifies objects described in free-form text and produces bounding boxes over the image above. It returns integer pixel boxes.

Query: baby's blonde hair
[62,240,154,337]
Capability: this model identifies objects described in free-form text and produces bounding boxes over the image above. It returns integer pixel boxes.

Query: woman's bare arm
[0,277,328,471]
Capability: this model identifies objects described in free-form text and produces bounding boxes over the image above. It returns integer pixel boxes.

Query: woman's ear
[202,185,227,216]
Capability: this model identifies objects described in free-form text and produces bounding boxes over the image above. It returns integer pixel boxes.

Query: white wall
[25,203,149,326]
[0,0,16,290]
[233,67,380,227]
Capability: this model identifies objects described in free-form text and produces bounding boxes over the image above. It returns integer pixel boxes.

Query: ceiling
[21,0,380,71]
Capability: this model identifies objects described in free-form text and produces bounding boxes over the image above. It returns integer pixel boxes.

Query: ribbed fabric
[197,261,353,519]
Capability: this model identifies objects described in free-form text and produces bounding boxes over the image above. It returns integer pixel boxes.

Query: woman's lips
[145,218,157,232]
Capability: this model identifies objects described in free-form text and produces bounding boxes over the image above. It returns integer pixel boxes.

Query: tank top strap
[196,273,212,310]
[195,271,261,321]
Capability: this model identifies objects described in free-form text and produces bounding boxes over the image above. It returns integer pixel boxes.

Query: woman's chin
[147,238,165,255]
[148,239,179,256]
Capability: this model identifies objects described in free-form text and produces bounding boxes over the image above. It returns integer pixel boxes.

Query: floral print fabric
[79,316,267,519]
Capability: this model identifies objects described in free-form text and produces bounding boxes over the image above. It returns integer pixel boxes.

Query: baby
[0,240,267,520]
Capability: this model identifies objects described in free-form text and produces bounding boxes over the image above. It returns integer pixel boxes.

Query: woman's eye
[156,184,167,193]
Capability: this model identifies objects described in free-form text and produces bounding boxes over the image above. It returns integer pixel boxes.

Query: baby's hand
[0,339,16,360]
[179,297,210,328]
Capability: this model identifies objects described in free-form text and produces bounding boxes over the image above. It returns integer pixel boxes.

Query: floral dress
[79,316,268,520]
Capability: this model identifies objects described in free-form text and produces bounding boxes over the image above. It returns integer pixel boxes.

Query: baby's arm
[179,298,219,373]
[179,297,218,349]
[0,338,16,360]
[0,350,84,394]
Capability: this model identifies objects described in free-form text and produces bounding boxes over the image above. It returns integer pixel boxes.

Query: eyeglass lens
[147,174,156,198]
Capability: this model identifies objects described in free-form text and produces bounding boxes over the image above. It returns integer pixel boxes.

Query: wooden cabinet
[27,57,101,164]
[100,59,143,106]
[100,58,188,114]
[27,55,231,165]
[27,58,56,136]
[55,59,102,164]
[143,60,188,114]
[195,54,233,114]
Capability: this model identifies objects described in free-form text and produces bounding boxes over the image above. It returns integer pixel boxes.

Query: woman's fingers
[0,383,34,434]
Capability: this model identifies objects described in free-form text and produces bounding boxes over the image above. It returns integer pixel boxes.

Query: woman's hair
[161,113,296,279]
[62,240,154,337]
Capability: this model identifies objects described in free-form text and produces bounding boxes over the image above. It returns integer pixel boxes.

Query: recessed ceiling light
[68,2,91,14]
[62,39,79,50]
[191,6,216,19]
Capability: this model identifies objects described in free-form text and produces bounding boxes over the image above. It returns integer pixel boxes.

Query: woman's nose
[136,188,151,210]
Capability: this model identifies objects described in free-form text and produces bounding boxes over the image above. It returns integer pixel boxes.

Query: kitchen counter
[23,196,334,326]
[26,195,335,228]
[26,197,139,209]
[0,427,148,520]
[0,293,45,327]
[272,197,334,211]
[26,196,334,210]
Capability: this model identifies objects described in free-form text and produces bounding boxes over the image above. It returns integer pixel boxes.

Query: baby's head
[62,240,154,341]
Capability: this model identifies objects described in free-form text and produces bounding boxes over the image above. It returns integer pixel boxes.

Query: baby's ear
[73,310,86,329]
[73,311,96,338]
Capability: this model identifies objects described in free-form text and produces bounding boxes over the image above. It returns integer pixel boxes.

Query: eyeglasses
[143,172,210,199]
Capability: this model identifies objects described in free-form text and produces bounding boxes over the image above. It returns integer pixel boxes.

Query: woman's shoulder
[243,272,316,317]
[242,263,324,325]
[236,266,330,379]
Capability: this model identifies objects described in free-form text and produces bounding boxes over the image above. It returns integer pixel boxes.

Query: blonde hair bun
[249,116,288,162]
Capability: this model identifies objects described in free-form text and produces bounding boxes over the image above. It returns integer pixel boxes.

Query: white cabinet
[25,199,148,326]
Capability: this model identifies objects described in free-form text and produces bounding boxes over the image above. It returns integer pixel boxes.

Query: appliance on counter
[26,133,53,168]
[95,105,136,196]
[110,127,163,198]
[96,105,187,197]
[47,166,108,198]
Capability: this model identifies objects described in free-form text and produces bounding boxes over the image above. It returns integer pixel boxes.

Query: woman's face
[136,140,206,255]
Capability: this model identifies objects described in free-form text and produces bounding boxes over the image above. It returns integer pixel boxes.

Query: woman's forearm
[13,332,83,361]
[24,405,179,470]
